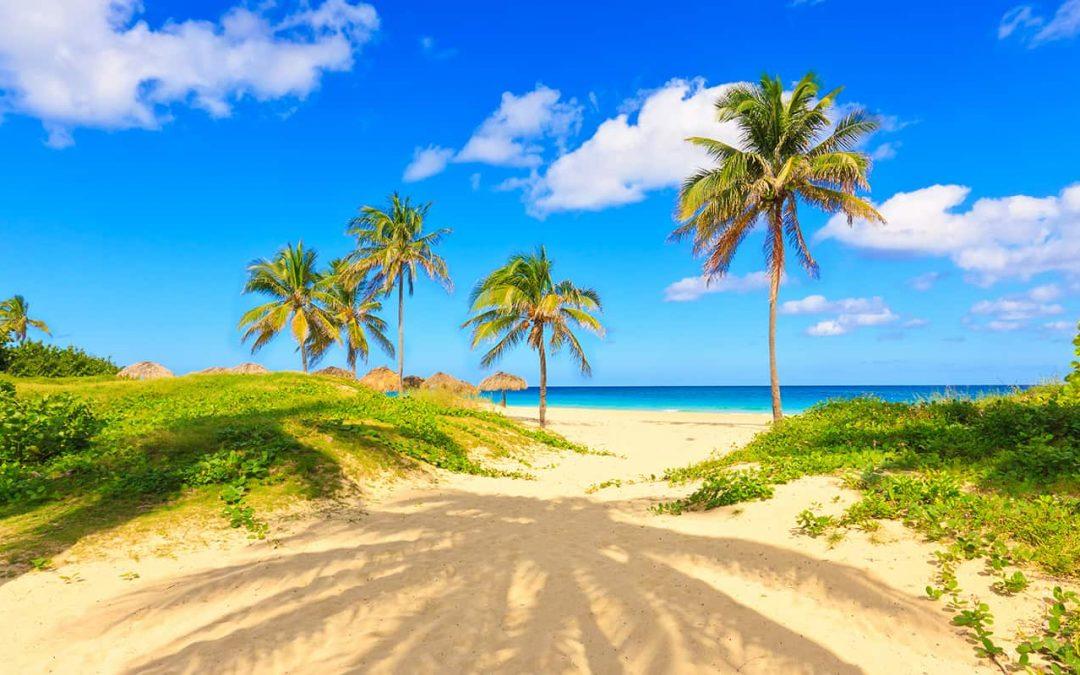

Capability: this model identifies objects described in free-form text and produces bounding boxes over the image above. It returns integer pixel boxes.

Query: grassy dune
[0,373,580,570]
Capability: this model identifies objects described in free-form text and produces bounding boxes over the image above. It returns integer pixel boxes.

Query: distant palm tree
[0,295,51,344]
[344,193,452,391]
[463,248,603,427]
[238,242,337,372]
[673,73,884,421]
[312,259,395,376]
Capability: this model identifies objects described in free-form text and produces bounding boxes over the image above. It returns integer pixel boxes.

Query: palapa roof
[403,375,424,389]
[194,366,228,375]
[315,366,356,380]
[229,362,269,374]
[421,372,479,395]
[477,372,527,392]
[118,361,174,380]
[359,366,400,392]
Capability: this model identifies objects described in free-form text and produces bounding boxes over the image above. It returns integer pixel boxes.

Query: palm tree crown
[315,259,395,375]
[673,73,884,420]
[345,192,452,390]
[238,242,337,372]
[463,247,603,426]
[0,295,51,344]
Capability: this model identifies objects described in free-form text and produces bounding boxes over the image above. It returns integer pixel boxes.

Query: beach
[0,405,1048,673]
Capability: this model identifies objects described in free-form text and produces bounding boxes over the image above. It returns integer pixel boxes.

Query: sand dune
[1,406,1020,673]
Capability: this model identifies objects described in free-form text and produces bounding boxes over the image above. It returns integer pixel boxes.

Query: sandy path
[0,406,1015,674]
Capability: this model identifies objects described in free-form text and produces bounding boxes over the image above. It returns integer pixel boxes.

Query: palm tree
[312,259,395,376]
[673,73,884,421]
[238,242,337,372]
[344,193,452,391]
[463,248,603,427]
[0,295,51,344]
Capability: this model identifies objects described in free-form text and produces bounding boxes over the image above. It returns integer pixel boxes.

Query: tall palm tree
[463,247,603,427]
[312,259,395,376]
[238,242,337,372]
[345,193,452,391]
[0,295,50,344]
[673,73,884,421]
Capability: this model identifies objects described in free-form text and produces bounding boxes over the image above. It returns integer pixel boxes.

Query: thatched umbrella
[118,361,174,380]
[359,366,400,392]
[403,375,424,389]
[229,362,269,374]
[478,372,527,407]
[421,372,479,396]
[194,366,228,375]
[315,366,356,380]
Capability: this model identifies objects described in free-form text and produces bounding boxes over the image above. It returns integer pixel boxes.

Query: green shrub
[656,469,774,514]
[0,461,51,504]
[0,340,118,377]
[0,388,101,464]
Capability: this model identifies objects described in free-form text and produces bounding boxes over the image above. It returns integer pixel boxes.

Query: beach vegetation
[0,372,582,569]
[463,247,603,427]
[342,192,452,391]
[672,73,883,421]
[0,340,118,377]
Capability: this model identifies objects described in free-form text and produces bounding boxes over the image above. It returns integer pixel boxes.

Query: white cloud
[469,173,481,191]
[403,145,454,182]
[781,294,899,336]
[419,35,456,60]
[870,141,900,161]
[404,84,582,181]
[816,183,1080,284]
[663,270,770,302]
[966,284,1070,332]
[908,271,944,291]
[1044,320,1073,330]
[1000,1,1080,44]
[903,318,930,328]
[0,0,378,144]
[525,79,742,215]
[455,85,582,167]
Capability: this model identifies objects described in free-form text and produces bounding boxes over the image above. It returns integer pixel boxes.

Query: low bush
[0,385,101,464]
[0,340,118,377]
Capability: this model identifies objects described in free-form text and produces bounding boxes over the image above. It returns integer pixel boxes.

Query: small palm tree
[312,260,395,376]
[238,242,337,372]
[673,73,884,421]
[463,247,603,427]
[344,193,452,391]
[0,295,51,344]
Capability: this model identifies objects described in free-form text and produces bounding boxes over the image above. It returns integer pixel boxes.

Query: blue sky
[1,0,1077,385]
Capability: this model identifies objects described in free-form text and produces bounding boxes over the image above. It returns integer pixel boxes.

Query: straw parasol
[194,366,228,375]
[117,361,174,380]
[359,366,400,392]
[421,372,479,396]
[229,362,269,374]
[478,371,527,407]
[403,375,424,389]
[315,366,356,380]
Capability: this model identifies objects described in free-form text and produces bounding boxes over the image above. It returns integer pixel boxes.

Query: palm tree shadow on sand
[95,491,953,674]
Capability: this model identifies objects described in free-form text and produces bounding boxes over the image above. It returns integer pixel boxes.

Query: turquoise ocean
[481,385,1026,413]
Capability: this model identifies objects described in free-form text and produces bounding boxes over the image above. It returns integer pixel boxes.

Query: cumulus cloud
[967,284,1065,332]
[870,141,900,161]
[403,145,454,182]
[1000,1,1080,44]
[524,79,742,215]
[816,183,1080,284]
[780,295,900,336]
[0,0,378,144]
[403,84,582,181]
[663,270,770,302]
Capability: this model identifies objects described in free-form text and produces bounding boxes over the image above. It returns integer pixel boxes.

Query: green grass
[658,386,1080,575]
[0,372,577,570]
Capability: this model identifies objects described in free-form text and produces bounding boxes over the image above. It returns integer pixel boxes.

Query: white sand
[1,405,1059,674]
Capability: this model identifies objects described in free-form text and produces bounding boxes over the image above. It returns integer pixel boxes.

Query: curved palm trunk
[501,390,507,407]
[538,342,548,428]
[301,346,309,373]
[768,264,783,422]
[397,271,405,393]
